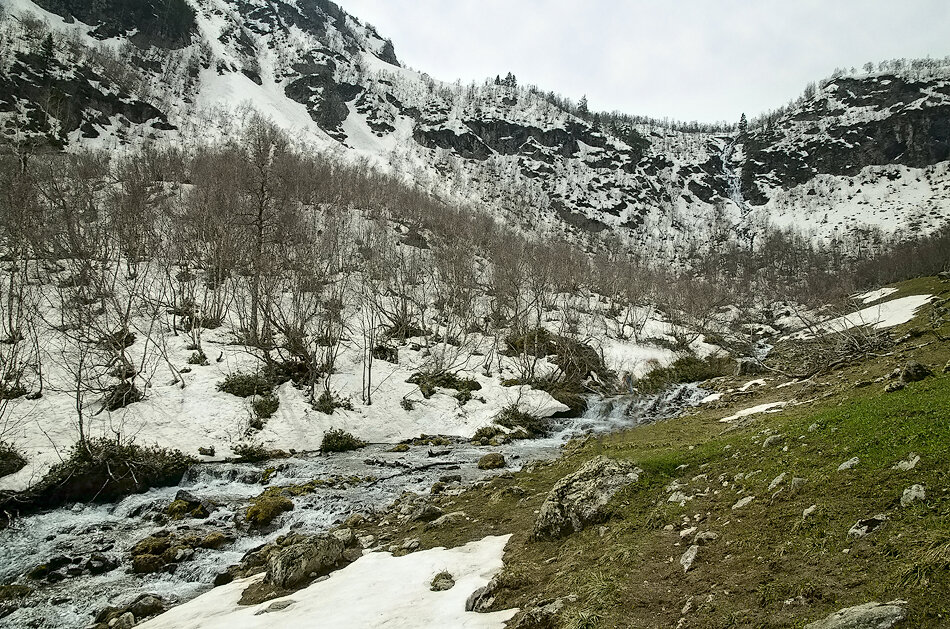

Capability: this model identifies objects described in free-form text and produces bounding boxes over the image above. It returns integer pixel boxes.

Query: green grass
[341,276,950,628]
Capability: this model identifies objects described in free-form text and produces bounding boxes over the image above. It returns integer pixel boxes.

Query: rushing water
[0,385,705,629]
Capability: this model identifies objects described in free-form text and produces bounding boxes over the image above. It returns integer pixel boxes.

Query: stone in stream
[477,453,506,469]
[534,456,642,540]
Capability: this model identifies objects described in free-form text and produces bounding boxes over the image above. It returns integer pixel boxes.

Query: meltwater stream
[0,385,706,629]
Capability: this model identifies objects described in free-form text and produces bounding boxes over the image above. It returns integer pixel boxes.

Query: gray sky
[338,0,950,123]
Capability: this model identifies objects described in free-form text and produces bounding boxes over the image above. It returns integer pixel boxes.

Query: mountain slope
[1,0,949,254]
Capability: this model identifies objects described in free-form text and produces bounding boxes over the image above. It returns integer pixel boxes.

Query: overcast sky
[338,0,950,123]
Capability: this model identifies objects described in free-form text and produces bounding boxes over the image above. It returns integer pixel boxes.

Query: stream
[0,385,706,629]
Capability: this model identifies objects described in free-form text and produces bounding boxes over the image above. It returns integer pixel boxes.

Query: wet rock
[477,453,506,469]
[534,456,642,540]
[804,600,905,629]
[901,361,931,383]
[166,490,214,520]
[198,531,232,549]
[246,494,294,526]
[111,612,136,629]
[86,552,118,575]
[131,554,166,574]
[900,484,925,507]
[439,474,463,484]
[848,514,887,538]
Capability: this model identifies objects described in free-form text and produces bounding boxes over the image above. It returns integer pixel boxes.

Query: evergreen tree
[578,95,589,116]
[738,112,748,137]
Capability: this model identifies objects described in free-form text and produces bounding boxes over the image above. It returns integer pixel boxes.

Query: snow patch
[138,535,517,629]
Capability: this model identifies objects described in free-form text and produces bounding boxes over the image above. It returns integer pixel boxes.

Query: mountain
[1,0,949,256]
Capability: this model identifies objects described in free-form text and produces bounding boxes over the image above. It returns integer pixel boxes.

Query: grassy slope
[355,277,950,628]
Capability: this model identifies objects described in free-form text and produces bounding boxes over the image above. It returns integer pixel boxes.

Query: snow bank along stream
[0,386,707,629]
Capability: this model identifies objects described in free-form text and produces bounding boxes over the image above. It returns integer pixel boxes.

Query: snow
[719,401,787,423]
[855,287,899,304]
[739,379,766,392]
[699,392,723,404]
[815,294,934,334]
[138,535,517,629]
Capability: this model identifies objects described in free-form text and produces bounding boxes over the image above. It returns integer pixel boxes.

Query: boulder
[477,453,506,469]
[804,600,905,629]
[900,361,931,383]
[534,456,642,540]
[266,535,345,589]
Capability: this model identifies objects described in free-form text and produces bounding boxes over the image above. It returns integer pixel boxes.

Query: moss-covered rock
[478,453,507,470]
[246,494,294,526]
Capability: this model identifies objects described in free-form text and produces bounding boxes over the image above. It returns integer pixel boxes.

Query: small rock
[789,477,807,495]
[892,453,920,471]
[112,612,136,629]
[679,526,698,538]
[900,484,925,507]
[430,571,455,592]
[901,361,931,383]
[412,505,444,523]
[668,491,689,506]
[254,600,296,615]
[884,381,905,393]
[680,545,699,573]
[342,548,363,562]
[477,453,506,469]
[808,423,820,432]
[802,504,818,519]
[848,514,887,538]
[693,531,718,545]
[424,511,468,531]
[732,496,754,510]
[762,435,783,448]
[357,534,375,548]
[402,538,420,552]
[768,472,787,492]
[804,600,905,629]
[837,457,860,471]
[198,446,215,457]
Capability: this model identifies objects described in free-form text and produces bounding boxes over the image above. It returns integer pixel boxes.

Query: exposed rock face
[534,456,642,540]
[804,600,906,629]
